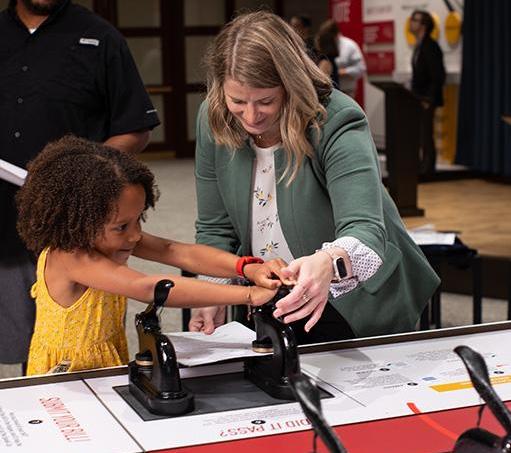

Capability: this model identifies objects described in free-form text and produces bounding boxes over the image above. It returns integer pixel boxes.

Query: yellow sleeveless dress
[27,248,129,375]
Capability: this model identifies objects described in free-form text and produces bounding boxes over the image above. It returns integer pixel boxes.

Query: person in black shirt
[410,9,446,176]
[0,0,160,371]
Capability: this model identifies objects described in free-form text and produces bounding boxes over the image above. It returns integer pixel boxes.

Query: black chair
[420,238,482,330]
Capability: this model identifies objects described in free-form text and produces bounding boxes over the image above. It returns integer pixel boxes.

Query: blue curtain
[456,0,511,176]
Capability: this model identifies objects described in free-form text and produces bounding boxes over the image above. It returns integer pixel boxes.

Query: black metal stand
[244,287,300,400]
[129,280,195,416]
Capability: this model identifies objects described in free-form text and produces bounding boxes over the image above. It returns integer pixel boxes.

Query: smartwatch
[321,249,351,282]
[332,255,348,282]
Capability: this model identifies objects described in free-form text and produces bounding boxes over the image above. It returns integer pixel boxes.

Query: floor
[404,178,511,257]
[1,159,509,379]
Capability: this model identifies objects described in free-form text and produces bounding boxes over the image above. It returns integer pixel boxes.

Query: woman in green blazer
[191,11,439,343]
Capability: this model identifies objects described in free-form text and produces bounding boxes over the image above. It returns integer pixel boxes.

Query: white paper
[408,230,456,245]
[407,224,456,245]
[164,321,270,366]
[0,159,27,186]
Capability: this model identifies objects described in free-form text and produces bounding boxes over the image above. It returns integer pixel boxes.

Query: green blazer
[195,89,440,337]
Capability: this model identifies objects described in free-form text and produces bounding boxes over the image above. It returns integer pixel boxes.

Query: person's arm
[274,238,383,329]
[105,130,150,154]
[318,58,333,77]
[61,248,276,308]
[271,101,387,330]
[101,31,160,150]
[338,39,366,79]
[133,232,282,287]
[134,233,238,278]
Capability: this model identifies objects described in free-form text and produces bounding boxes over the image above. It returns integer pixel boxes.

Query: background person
[335,24,366,98]
[315,19,340,88]
[409,9,446,176]
[289,14,319,63]
[0,0,160,371]
[190,11,439,344]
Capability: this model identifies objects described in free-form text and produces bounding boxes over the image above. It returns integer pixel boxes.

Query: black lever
[244,286,300,400]
[452,345,511,452]
[455,346,511,434]
[289,373,347,453]
[129,279,195,416]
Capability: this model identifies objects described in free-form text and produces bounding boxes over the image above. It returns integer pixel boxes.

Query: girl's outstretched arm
[62,249,276,308]
[133,232,239,277]
[133,232,283,289]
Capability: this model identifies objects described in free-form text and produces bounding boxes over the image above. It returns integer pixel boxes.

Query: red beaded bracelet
[236,256,264,277]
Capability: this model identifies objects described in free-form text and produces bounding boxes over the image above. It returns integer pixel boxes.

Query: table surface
[1,322,511,453]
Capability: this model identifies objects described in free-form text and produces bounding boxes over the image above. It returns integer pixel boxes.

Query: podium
[372,81,424,217]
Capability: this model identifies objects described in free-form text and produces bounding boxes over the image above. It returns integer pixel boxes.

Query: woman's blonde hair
[204,11,332,183]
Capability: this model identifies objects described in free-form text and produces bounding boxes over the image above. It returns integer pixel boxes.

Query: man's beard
[19,0,66,16]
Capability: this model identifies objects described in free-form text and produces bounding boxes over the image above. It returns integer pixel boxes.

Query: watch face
[335,256,348,279]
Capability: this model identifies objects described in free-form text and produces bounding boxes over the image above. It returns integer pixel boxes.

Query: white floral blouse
[250,140,382,298]
[251,142,294,264]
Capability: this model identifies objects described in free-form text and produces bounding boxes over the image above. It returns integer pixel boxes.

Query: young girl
[16,136,280,376]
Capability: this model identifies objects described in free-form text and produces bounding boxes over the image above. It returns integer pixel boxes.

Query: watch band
[236,256,264,277]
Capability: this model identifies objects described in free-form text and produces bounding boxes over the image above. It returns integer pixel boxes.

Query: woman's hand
[243,258,296,288]
[272,249,350,332]
[189,306,227,334]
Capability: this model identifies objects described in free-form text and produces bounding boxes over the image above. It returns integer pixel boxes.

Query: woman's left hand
[272,251,335,332]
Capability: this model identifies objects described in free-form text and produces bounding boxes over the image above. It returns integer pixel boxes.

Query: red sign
[329,0,364,106]
[365,51,395,75]
[330,0,363,44]
[363,21,394,44]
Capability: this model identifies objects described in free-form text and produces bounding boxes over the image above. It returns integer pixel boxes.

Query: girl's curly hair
[16,135,159,255]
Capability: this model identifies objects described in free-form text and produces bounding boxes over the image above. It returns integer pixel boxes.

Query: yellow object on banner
[445,11,462,47]
[431,374,511,392]
[435,84,459,164]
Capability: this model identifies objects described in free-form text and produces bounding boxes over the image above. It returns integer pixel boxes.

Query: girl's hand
[189,306,226,334]
[272,250,349,332]
[243,258,295,288]
[249,285,278,306]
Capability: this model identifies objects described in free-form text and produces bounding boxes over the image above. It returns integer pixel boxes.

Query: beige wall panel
[187,92,206,141]
[149,94,165,143]
[126,37,162,86]
[118,0,160,28]
[185,0,225,26]
[185,35,214,84]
